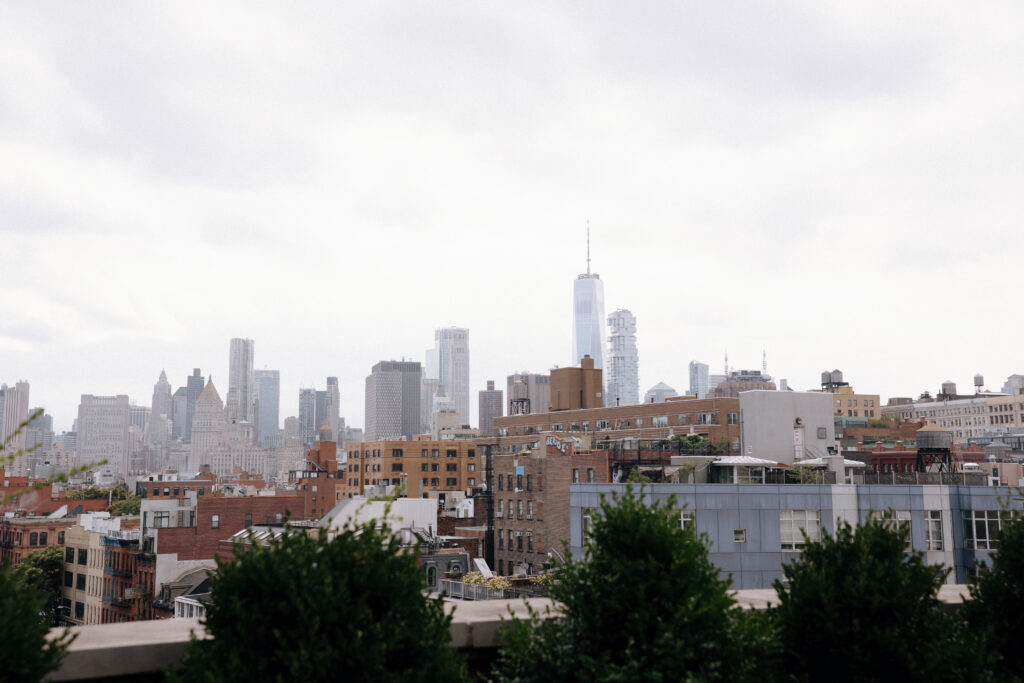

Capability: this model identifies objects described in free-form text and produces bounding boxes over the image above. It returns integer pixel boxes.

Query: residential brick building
[341,438,480,500]
[551,355,603,411]
[488,396,741,455]
[491,436,609,576]
[0,516,74,565]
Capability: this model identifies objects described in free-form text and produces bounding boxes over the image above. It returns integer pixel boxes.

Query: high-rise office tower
[573,230,606,381]
[506,373,551,416]
[298,388,317,447]
[226,338,255,422]
[314,377,341,441]
[365,361,422,441]
[606,309,639,407]
[420,376,440,435]
[151,370,173,421]
[25,408,53,456]
[76,394,131,474]
[171,387,187,440]
[184,369,205,443]
[1,381,31,476]
[254,369,280,448]
[478,380,503,436]
[191,378,227,470]
[689,361,710,399]
[432,328,470,426]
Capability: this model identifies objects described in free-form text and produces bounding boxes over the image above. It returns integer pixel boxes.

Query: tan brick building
[341,437,480,500]
[491,437,609,576]
[488,396,742,454]
[551,355,603,411]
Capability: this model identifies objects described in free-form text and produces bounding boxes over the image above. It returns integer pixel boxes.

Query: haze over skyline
[4,2,1024,432]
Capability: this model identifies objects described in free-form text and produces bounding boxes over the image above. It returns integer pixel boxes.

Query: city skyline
[4,4,1024,430]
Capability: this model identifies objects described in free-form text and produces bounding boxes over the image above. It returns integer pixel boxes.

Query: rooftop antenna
[724,351,729,375]
[762,348,767,376]
[586,220,591,275]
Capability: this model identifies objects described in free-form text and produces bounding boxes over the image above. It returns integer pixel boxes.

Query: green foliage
[65,485,130,501]
[965,505,1024,681]
[0,561,76,681]
[787,465,824,484]
[624,467,650,484]
[172,514,466,683]
[14,545,65,627]
[492,487,775,682]
[772,517,979,683]
[108,495,141,516]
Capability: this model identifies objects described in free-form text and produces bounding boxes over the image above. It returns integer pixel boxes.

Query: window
[964,510,1009,550]
[516,474,523,490]
[468,463,475,473]
[727,413,739,425]
[926,510,943,550]
[517,532,523,551]
[582,509,596,544]
[211,514,220,529]
[58,531,65,545]
[525,474,532,491]
[817,427,827,439]
[392,449,403,458]
[652,416,668,427]
[76,573,85,590]
[420,478,427,488]
[77,549,87,566]
[244,513,252,527]
[734,529,746,543]
[392,463,404,472]
[64,571,73,588]
[163,488,170,496]
[421,463,429,472]
[497,475,503,491]
[527,500,534,520]
[467,449,475,458]
[587,468,595,483]
[635,418,643,427]
[468,478,475,487]
[29,532,38,546]
[680,509,695,531]
[572,468,580,483]
[431,464,439,472]
[780,510,820,551]
[65,548,75,563]
[596,420,610,430]
[40,532,48,545]
[517,500,524,519]
[446,478,457,486]
[507,474,513,491]
[154,511,170,528]
[430,478,439,487]
[527,531,534,552]
[75,602,84,620]
[447,449,457,458]
[508,500,514,518]
[446,463,457,472]
[431,449,439,458]
[498,531,504,550]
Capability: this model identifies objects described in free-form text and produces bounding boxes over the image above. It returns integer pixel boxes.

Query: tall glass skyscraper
[607,309,639,406]
[255,369,280,448]
[431,327,470,426]
[689,361,710,399]
[227,338,255,422]
[572,233,606,372]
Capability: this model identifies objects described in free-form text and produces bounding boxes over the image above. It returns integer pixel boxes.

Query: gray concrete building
[507,372,551,416]
[76,394,131,474]
[571,481,1022,588]
[739,390,835,464]
[478,380,503,437]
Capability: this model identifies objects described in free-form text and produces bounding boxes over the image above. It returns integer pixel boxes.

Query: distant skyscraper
[314,376,341,441]
[606,309,639,406]
[76,394,131,474]
[191,378,227,470]
[506,373,551,416]
[151,370,173,420]
[25,408,53,457]
[1,381,31,476]
[365,361,422,441]
[254,369,280,448]
[420,376,440,435]
[572,230,606,405]
[432,328,470,426]
[171,387,187,440]
[689,361,710,399]
[226,338,255,422]
[478,380,503,436]
[184,369,205,443]
[298,388,317,447]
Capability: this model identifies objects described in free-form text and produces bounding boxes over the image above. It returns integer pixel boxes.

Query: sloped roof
[198,377,220,402]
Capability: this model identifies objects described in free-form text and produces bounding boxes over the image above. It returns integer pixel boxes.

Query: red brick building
[491,436,610,576]
[341,438,480,500]
[0,516,75,565]
[292,441,344,519]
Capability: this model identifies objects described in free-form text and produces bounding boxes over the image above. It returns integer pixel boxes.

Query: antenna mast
[763,348,767,376]
[586,220,591,275]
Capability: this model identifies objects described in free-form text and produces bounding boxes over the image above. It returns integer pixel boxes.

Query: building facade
[478,380,503,437]
[431,328,471,427]
[365,361,422,441]
[606,309,639,407]
[507,372,551,416]
[0,381,30,476]
[551,356,603,412]
[689,361,710,399]
[341,438,480,500]
[739,391,835,464]
[572,260,606,373]
[76,394,131,474]
[226,338,255,422]
[254,369,280,448]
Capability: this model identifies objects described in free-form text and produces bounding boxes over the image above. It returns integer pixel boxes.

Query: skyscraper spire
[586,220,591,276]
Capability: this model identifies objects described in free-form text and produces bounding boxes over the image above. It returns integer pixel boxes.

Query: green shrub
[965,509,1024,681]
[172,512,466,682]
[491,487,774,682]
[0,561,75,682]
[14,545,65,627]
[772,517,980,682]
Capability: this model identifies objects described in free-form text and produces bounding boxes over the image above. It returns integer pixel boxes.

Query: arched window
[29,532,38,546]
[426,566,437,588]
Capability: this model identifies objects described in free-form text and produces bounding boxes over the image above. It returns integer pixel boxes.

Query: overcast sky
[3,2,1024,432]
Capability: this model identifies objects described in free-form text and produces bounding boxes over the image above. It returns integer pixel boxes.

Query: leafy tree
[965,507,1024,681]
[108,495,141,516]
[15,545,65,626]
[172,511,466,682]
[772,517,980,682]
[492,487,775,682]
[0,562,76,681]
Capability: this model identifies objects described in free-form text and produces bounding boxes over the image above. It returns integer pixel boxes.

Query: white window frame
[925,510,943,551]
[780,509,820,551]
